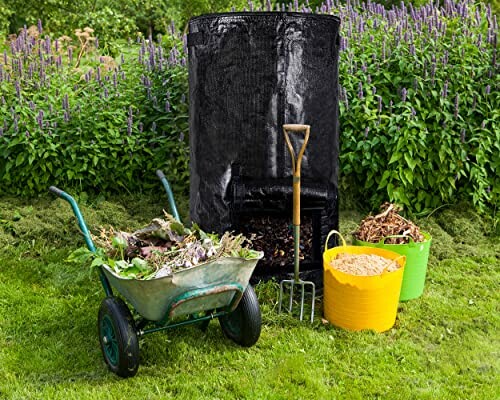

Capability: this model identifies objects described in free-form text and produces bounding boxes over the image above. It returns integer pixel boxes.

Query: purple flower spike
[442,81,448,98]
[378,96,382,112]
[411,108,416,117]
[0,127,3,136]
[460,129,466,143]
[364,127,369,138]
[401,87,407,102]
[165,100,170,112]
[358,82,364,99]
[26,130,30,138]
[152,121,157,132]
[38,20,43,34]
[485,85,491,95]
[372,86,376,95]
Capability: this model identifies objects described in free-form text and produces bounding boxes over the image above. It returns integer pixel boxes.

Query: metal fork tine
[299,284,305,321]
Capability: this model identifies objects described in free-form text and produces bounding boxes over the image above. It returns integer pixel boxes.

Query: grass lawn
[0,194,498,399]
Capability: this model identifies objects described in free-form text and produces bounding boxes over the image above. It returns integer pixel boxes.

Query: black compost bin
[188,12,341,264]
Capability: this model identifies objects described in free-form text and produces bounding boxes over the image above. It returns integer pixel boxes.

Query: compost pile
[238,215,313,269]
[85,213,259,280]
[354,203,425,244]
[330,253,400,276]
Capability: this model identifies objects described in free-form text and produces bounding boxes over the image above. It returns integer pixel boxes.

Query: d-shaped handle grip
[283,124,310,226]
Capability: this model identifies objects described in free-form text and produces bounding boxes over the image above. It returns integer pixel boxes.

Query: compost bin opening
[188,12,341,281]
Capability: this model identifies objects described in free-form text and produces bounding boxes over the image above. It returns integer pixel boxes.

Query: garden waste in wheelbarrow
[49,176,263,378]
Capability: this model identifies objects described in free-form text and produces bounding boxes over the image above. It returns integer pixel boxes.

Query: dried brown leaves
[354,203,424,244]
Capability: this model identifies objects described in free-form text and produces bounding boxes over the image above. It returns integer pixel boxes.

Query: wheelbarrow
[49,174,263,378]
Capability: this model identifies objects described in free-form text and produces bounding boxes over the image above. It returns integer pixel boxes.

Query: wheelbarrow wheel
[219,284,261,347]
[98,297,139,378]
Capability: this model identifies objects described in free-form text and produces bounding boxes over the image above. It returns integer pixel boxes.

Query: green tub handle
[379,235,416,246]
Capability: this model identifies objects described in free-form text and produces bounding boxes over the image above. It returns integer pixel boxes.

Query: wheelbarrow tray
[102,254,262,322]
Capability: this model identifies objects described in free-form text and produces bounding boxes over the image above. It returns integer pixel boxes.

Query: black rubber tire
[98,297,139,378]
[219,285,261,347]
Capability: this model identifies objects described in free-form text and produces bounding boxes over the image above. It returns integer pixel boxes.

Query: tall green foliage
[0,1,498,215]
[335,0,499,213]
[0,29,189,195]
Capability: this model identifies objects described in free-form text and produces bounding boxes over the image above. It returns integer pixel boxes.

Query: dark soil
[239,215,313,269]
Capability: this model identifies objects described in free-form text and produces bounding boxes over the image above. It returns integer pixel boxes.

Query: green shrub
[335,0,499,213]
[0,28,189,195]
[0,1,498,216]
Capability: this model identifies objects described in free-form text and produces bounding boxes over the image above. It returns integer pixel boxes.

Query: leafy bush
[0,0,498,216]
[0,27,189,195]
[334,0,499,213]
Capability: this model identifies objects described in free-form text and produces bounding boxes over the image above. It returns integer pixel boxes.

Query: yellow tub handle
[381,254,406,274]
[325,230,347,250]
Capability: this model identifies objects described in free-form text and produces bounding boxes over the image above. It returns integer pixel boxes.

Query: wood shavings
[354,203,425,244]
[330,253,399,276]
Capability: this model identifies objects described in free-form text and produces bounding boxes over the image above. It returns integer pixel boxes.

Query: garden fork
[278,124,315,323]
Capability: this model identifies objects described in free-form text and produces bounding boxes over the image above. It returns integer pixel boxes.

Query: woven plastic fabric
[188,12,341,235]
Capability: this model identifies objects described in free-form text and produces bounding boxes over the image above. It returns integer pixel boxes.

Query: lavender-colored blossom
[401,87,407,102]
[38,19,43,34]
[62,94,69,110]
[15,80,21,98]
[378,96,382,112]
[1,96,5,105]
[358,82,364,99]
[64,111,70,123]
[45,36,51,54]
[364,127,369,138]
[0,127,3,136]
[25,130,30,138]
[138,122,143,133]
[372,86,376,95]
[96,37,99,49]
[460,129,466,143]
[96,67,101,82]
[29,101,35,110]
[37,110,44,130]
[485,85,491,95]
[442,81,448,98]
[151,122,157,132]
[411,108,416,117]
[104,88,109,99]
[165,100,170,112]
[481,120,486,129]
[68,47,73,63]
